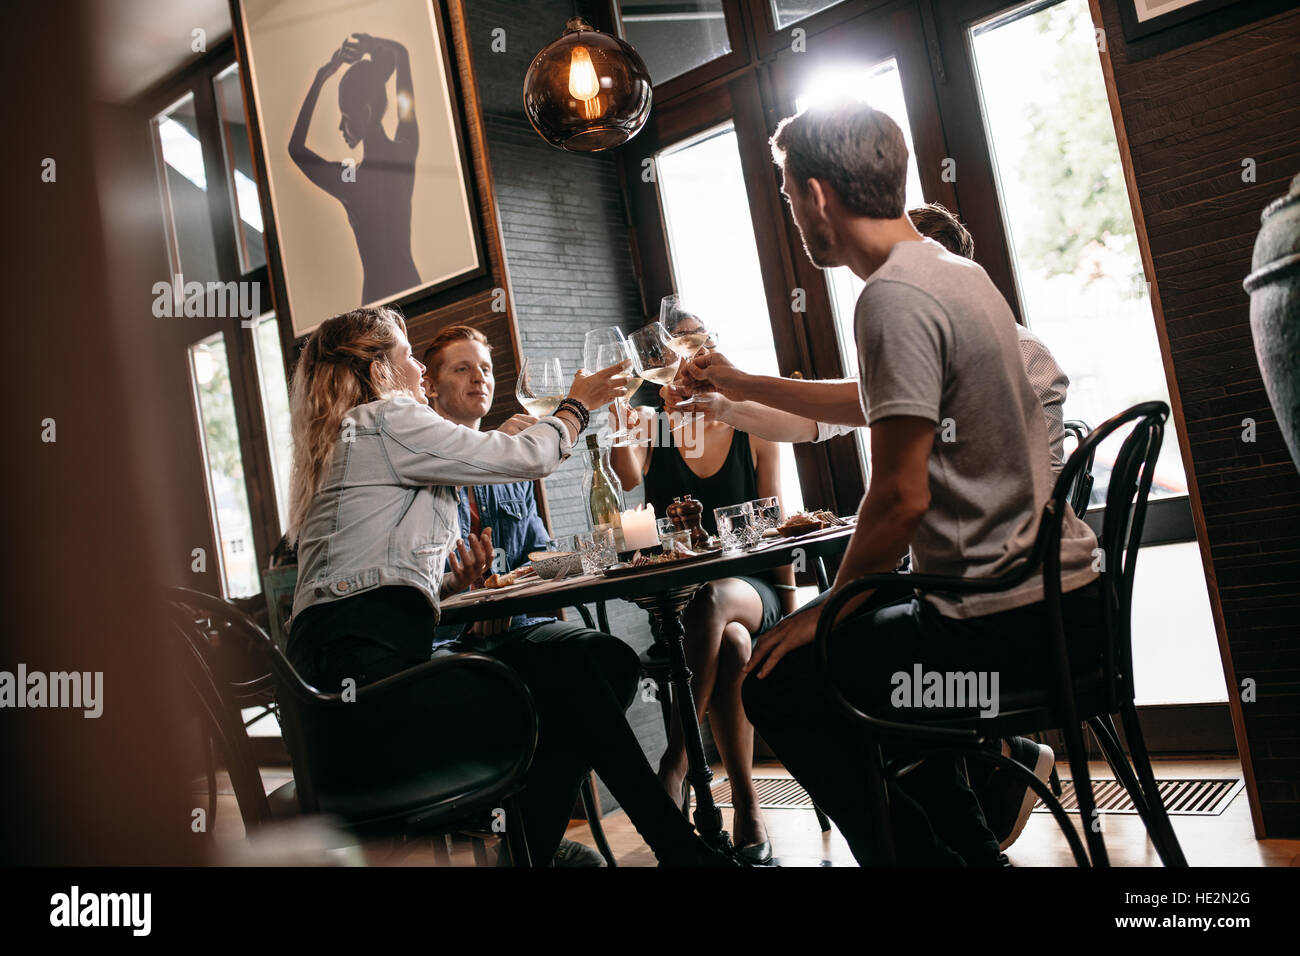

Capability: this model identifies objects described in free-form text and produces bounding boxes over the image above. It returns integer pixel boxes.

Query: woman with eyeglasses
[610,312,797,866]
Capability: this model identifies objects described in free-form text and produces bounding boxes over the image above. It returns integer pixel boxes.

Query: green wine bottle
[584,433,626,550]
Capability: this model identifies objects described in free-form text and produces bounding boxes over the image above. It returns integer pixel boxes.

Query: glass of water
[714,503,759,551]
[750,496,781,533]
[577,527,618,573]
[656,517,690,553]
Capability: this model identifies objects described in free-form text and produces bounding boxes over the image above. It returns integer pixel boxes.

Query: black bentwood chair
[164,587,540,866]
[1064,419,1098,517]
[814,402,1188,867]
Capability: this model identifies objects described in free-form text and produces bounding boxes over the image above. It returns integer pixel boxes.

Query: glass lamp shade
[523,17,652,152]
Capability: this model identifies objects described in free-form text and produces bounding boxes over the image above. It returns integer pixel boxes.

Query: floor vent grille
[690,776,814,810]
[1032,777,1243,816]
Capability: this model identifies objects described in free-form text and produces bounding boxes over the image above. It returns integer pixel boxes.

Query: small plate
[603,550,718,577]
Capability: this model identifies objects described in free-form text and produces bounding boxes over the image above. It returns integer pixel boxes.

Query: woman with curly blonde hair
[285,306,733,866]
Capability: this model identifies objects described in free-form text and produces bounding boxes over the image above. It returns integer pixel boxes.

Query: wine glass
[583,327,634,443]
[660,293,719,408]
[623,322,678,445]
[515,356,564,418]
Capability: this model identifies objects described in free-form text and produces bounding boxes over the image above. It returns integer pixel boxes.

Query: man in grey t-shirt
[740,102,1106,867]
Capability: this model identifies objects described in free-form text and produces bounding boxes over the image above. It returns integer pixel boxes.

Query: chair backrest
[1063,419,1096,516]
[166,587,538,829]
[1040,402,1168,707]
[162,590,278,828]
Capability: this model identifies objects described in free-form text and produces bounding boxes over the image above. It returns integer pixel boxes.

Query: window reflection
[617,0,731,85]
[213,64,267,273]
[770,0,845,30]
[152,93,220,302]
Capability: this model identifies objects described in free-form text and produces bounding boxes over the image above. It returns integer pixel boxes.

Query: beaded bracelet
[554,396,590,432]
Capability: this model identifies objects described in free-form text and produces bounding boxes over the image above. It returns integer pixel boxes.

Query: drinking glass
[660,293,720,408]
[515,356,564,418]
[577,527,618,573]
[583,327,634,442]
[656,517,690,552]
[750,496,781,533]
[591,526,618,568]
[714,503,759,551]
[628,321,680,391]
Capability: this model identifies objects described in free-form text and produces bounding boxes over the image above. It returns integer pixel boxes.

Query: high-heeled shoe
[737,839,773,866]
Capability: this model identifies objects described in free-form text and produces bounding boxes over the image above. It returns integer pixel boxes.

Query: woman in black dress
[611,317,797,865]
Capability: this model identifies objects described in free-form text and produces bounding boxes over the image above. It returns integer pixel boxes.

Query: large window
[796,58,925,382]
[655,123,806,514]
[968,0,1219,704]
[189,334,259,599]
[151,56,286,598]
[252,313,293,533]
[969,0,1186,503]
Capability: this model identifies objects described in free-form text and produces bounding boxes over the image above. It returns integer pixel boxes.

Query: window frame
[139,38,287,598]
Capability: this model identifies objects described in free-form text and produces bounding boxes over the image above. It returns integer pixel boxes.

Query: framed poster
[232,0,485,336]
[1117,0,1295,60]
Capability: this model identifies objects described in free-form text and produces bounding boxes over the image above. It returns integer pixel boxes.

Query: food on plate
[777,512,826,537]
[483,564,536,589]
[610,539,702,571]
[776,509,851,537]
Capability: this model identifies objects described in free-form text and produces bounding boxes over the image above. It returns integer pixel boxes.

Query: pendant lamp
[523,17,652,152]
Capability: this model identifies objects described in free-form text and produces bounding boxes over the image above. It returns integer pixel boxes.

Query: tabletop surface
[438,522,858,623]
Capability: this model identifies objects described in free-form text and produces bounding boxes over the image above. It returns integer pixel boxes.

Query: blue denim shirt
[433,481,557,646]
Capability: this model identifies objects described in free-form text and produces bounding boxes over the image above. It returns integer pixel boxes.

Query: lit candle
[619,503,658,551]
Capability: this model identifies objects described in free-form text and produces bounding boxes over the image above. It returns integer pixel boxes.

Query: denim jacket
[291,394,573,622]
[433,482,556,645]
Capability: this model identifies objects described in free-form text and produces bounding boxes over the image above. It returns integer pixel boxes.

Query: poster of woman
[235,0,482,336]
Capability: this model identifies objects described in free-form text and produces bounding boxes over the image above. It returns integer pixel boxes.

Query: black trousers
[741,581,1105,866]
[290,589,699,863]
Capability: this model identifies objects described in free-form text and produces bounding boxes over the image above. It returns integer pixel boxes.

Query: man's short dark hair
[770,102,908,219]
[908,203,974,259]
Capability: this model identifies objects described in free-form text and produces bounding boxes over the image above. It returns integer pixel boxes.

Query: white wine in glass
[659,294,718,407]
[627,321,680,389]
[583,327,635,442]
[516,356,564,418]
[640,364,680,386]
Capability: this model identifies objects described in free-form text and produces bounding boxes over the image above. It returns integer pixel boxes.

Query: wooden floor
[206,757,1300,867]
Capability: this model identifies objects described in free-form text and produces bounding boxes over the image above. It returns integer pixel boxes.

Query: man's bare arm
[830,416,934,616]
[685,352,866,426]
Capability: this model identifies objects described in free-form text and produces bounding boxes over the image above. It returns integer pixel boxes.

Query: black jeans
[741,580,1105,866]
[290,589,700,863]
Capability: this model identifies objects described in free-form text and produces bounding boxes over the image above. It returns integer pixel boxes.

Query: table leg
[637,586,732,853]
